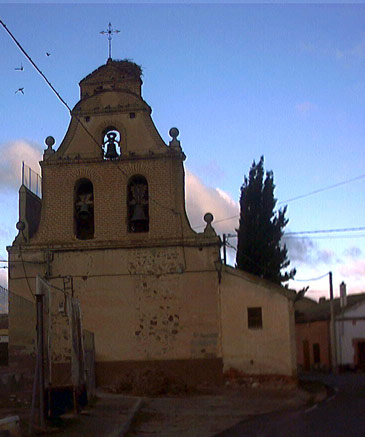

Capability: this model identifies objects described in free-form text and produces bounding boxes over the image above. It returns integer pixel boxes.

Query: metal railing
[0,286,8,313]
[22,162,42,198]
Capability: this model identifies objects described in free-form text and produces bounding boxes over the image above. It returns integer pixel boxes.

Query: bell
[131,204,147,222]
[78,204,90,220]
[105,142,118,159]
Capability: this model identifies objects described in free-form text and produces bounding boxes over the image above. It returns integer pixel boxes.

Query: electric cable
[290,272,329,282]
[19,247,35,300]
[192,174,365,230]
[285,226,365,236]
[1,19,177,217]
[277,174,365,205]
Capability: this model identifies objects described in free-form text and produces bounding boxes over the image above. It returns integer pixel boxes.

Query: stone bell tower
[8,58,223,386]
[31,58,207,245]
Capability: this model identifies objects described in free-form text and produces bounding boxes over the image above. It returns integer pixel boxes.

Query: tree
[236,156,295,284]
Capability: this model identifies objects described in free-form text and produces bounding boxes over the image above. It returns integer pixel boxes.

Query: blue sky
[1,3,364,300]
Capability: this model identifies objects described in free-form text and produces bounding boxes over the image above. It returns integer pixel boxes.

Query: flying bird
[15,88,24,94]
[46,52,51,56]
[14,64,24,71]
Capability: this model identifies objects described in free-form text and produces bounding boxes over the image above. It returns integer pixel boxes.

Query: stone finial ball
[204,212,214,224]
[169,127,179,138]
[45,136,55,147]
[16,221,25,231]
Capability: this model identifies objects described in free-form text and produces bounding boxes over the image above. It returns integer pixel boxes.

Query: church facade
[7,59,297,387]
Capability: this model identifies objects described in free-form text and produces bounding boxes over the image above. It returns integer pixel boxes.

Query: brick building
[7,58,297,387]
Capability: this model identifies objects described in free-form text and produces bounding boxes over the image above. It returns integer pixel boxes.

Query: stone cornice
[41,148,185,167]
[7,235,220,253]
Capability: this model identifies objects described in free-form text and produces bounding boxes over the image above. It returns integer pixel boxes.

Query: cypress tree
[236,156,295,284]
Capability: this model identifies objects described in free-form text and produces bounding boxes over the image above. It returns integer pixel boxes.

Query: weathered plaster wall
[8,291,36,370]
[295,320,331,370]
[220,267,297,377]
[8,243,221,384]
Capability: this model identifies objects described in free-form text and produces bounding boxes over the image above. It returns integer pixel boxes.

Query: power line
[285,226,365,235]
[284,234,365,240]
[192,173,365,230]
[209,226,365,240]
[3,20,364,239]
[278,174,365,205]
[291,272,329,282]
[1,19,177,218]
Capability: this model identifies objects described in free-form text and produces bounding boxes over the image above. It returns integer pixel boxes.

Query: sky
[0,3,364,301]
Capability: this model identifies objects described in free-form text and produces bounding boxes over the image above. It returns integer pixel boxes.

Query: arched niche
[127,175,149,233]
[74,178,95,240]
[102,126,121,159]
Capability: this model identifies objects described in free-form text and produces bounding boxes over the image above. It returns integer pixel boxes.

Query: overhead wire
[290,272,329,282]
[192,175,365,230]
[277,174,365,205]
[0,19,177,218]
[3,19,363,236]
[3,19,364,293]
[285,226,365,235]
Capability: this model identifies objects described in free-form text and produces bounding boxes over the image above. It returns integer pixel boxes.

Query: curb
[108,397,143,437]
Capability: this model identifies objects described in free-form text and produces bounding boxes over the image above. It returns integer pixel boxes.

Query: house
[7,58,297,388]
[295,288,365,372]
[0,314,8,366]
[0,286,8,313]
[336,284,365,371]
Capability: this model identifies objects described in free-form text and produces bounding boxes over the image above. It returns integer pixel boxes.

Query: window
[74,179,94,240]
[103,126,120,159]
[127,175,149,233]
[313,343,321,364]
[247,307,263,329]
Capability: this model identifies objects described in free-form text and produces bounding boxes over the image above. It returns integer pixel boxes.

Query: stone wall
[32,156,192,245]
[8,243,222,386]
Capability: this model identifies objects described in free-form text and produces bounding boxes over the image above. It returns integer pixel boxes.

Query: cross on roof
[100,22,120,60]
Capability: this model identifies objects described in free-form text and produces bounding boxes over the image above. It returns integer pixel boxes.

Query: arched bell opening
[74,179,95,240]
[102,126,121,159]
[127,175,149,233]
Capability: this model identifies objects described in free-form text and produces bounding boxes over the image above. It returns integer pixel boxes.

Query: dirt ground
[126,382,315,437]
[0,379,325,436]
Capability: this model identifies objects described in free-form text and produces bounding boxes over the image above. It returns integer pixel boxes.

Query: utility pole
[329,271,338,374]
[35,275,46,428]
[222,233,237,266]
[222,234,227,265]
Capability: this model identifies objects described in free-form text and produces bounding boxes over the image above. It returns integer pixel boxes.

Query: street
[215,374,365,437]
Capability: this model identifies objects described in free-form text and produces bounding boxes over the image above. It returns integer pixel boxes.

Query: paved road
[215,374,365,437]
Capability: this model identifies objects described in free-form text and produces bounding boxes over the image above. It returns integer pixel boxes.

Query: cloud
[295,101,316,115]
[195,160,226,185]
[185,169,239,234]
[283,236,335,267]
[339,259,365,279]
[343,246,362,259]
[0,269,7,289]
[0,140,42,192]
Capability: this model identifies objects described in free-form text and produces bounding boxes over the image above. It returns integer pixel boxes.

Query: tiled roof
[295,292,365,323]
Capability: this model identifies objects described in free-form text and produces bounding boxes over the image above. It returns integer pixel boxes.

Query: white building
[336,289,365,370]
